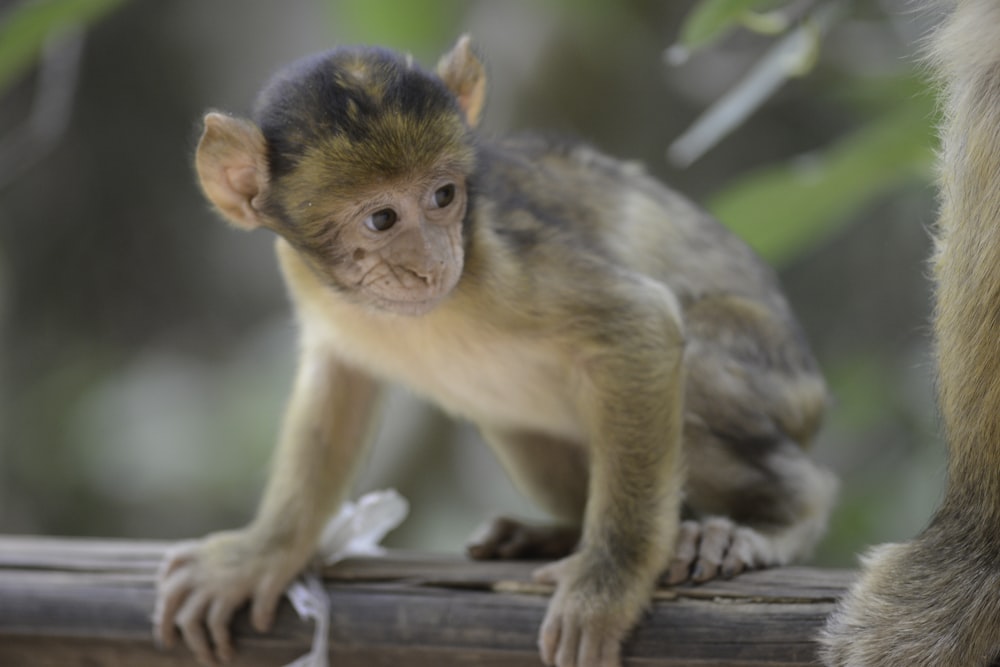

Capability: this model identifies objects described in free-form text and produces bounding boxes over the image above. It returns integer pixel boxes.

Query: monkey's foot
[466,516,580,560]
[663,517,774,585]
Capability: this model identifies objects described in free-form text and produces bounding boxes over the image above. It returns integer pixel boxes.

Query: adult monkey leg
[821,2,1000,665]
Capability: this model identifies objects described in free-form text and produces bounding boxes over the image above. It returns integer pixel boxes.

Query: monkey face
[344,175,467,316]
[290,172,468,317]
[193,42,480,317]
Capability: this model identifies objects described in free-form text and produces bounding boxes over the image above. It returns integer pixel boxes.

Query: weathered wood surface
[0,535,852,666]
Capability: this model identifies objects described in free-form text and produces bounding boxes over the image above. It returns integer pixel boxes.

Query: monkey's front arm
[153,345,381,665]
[535,280,686,667]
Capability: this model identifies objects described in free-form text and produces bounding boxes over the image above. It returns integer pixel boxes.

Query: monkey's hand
[153,529,310,666]
[534,553,651,667]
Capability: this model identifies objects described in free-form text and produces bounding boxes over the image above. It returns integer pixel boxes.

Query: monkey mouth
[365,273,461,316]
[348,253,463,316]
[357,257,464,316]
[368,289,455,316]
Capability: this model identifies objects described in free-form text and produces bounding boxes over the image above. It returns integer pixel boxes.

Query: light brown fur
[821,2,1000,665]
[155,37,835,667]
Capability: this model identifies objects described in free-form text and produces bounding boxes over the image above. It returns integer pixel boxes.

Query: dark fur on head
[249,46,478,251]
[253,46,476,209]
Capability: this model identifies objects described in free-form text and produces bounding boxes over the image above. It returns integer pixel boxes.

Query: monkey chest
[331,321,583,438]
[424,343,578,433]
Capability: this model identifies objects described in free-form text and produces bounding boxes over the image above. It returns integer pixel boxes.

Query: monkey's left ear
[195,112,270,230]
[436,34,487,128]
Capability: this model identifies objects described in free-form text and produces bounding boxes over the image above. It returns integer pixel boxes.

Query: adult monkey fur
[154,36,836,667]
[822,2,1000,665]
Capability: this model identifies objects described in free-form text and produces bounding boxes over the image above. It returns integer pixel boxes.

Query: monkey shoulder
[471,134,781,311]
[476,133,742,254]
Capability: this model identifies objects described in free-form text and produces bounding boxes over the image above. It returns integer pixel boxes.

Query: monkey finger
[553,617,580,667]
[251,575,286,633]
[578,627,619,667]
[158,541,198,581]
[153,575,193,649]
[720,527,762,579]
[175,592,217,667]
[692,517,732,582]
[720,550,748,580]
[539,606,564,665]
[664,520,700,584]
[692,557,720,582]
[207,596,241,664]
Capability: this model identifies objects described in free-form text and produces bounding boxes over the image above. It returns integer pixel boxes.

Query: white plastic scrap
[282,489,410,667]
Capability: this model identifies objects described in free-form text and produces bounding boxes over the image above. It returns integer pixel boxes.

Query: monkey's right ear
[436,35,487,128]
[195,112,269,230]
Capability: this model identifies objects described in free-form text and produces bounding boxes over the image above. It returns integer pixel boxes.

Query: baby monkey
[154,36,836,667]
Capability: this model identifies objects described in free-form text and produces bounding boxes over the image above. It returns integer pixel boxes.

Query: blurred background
[0,0,945,567]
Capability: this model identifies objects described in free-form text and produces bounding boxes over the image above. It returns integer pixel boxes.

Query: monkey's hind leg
[466,427,587,561]
[821,512,1000,667]
[662,293,835,584]
[666,426,837,585]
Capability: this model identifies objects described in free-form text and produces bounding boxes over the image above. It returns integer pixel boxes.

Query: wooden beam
[0,536,850,666]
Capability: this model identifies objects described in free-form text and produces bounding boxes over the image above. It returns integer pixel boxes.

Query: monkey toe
[663,517,770,585]
[467,517,580,560]
[466,516,517,559]
[721,526,769,578]
[664,520,700,584]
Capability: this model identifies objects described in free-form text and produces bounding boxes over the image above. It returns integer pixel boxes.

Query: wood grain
[0,536,852,666]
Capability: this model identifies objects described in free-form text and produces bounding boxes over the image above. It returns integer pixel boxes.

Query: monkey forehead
[254,46,475,187]
[305,113,474,190]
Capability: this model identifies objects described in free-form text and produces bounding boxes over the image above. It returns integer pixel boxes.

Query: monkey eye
[365,208,398,232]
[433,184,456,208]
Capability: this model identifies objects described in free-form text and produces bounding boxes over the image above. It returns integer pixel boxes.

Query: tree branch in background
[667,1,844,168]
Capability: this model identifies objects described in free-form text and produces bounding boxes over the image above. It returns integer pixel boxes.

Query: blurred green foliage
[325,0,466,55]
[0,0,127,92]
[712,102,936,266]
[679,0,792,49]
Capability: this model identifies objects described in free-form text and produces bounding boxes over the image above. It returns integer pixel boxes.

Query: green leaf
[679,0,790,51]
[708,103,938,267]
[0,0,128,93]
[325,0,466,57]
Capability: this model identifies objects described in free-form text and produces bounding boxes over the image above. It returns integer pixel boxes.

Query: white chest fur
[314,299,585,441]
